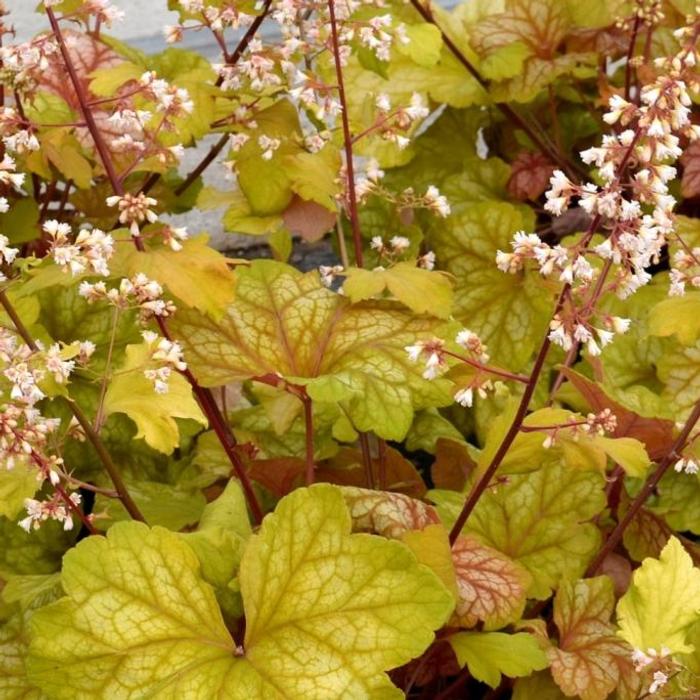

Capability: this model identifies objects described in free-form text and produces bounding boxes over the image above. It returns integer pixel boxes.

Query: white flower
[648,671,668,695]
[390,236,410,253]
[424,185,450,217]
[454,387,473,407]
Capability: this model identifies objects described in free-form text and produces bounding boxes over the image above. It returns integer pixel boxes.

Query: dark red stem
[327,0,364,267]
[45,6,263,524]
[585,399,700,575]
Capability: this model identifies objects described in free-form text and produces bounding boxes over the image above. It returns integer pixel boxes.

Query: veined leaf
[449,631,549,688]
[28,486,453,698]
[548,577,635,700]
[342,263,454,318]
[171,260,454,441]
[0,612,43,700]
[111,234,236,319]
[465,461,606,598]
[430,201,551,370]
[239,484,455,697]
[616,537,700,654]
[103,342,206,454]
[452,535,531,630]
[340,485,440,538]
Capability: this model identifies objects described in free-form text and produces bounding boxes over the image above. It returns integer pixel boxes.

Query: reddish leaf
[395,641,459,689]
[339,486,439,538]
[548,577,637,700]
[471,0,570,60]
[451,536,530,630]
[282,195,337,242]
[40,31,123,108]
[318,446,426,498]
[681,139,700,199]
[431,438,476,491]
[507,151,555,201]
[561,368,675,460]
[247,457,305,498]
[622,502,700,566]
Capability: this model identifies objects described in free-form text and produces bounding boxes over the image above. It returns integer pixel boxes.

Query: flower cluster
[106,193,159,237]
[406,329,509,407]
[537,409,618,449]
[45,220,114,277]
[19,491,82,533]
[141,331,187,394]
[496,16,700,363]
[79,274,177,319]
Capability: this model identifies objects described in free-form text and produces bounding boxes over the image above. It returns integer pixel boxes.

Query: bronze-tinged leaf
[431,438,476,491]
[318,446,426,497]
[451,536,530,630]
[282,195,337,242]
[40,31,123,108]
[548,577,635,700]
[560,368,674,460]
[171,260,453,441]
[339,486,440,538]
[471,0,570,60]
[507,151,555,201]
[247,457,306,498]
[623,502,700,566]
[681,140,700,199]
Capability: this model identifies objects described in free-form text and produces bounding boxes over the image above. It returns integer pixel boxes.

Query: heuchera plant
[1,0,700,697]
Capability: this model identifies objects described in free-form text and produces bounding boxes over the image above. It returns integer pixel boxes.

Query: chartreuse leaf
[400,524,459,601]
[548,577,635,700]
[181,480,252,620]
[233,99,303,215]
[27,522,239,698]
[0,517,75,577]
[649,293,700,345]
[658,339,700,420]
[464,461,606,599]
[241,485,453,696]
[172,260,453,441]
[0,463,40,519]
[616,537,700,654]
[449,631,549,688]
[103,342,206,454]
[0,612,43,700]
[430,201,551,370]
[94,478,206,530]
[111,234,235,319]
[342,263,454,318]
[28,486,453,698]
[452,535,530,630]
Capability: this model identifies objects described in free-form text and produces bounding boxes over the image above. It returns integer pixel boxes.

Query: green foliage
[3,1,700,697]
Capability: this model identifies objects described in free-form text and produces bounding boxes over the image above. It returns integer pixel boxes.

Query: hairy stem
[585,399,700,575]
[45,6,263,524]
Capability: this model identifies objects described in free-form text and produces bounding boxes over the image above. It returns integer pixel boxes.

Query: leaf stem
[45,6,264,524]
[447,297,560,544]
[585,398,700,575]
[302,397,315,485]
[327,0,364,267]
[93,306,120,432]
